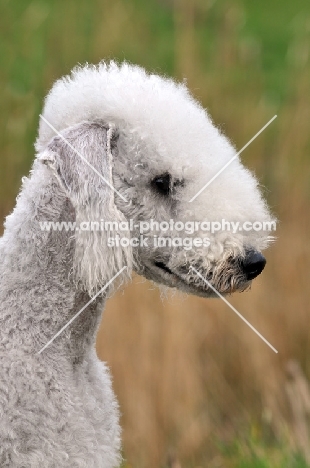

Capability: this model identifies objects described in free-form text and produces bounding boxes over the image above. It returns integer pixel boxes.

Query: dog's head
[111,121,274,297]
[36,62,275,296]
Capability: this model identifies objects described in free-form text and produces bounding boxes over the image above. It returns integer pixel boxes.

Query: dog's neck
[0,162,105,362]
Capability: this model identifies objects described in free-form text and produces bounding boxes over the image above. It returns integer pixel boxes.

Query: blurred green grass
[1,0,309,205]
[1,0,310,467]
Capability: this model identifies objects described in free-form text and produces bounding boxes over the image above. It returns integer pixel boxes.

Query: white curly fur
[0,62,275,467]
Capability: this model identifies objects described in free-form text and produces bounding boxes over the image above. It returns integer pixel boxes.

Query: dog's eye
[151,173,172,196]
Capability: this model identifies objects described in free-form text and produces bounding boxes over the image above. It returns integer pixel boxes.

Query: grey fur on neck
[0,162,105,360]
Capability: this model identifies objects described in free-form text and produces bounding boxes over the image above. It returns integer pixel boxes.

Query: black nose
[241,250,266,281]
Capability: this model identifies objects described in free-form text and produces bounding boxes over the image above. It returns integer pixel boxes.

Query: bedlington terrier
[0,62,275,467]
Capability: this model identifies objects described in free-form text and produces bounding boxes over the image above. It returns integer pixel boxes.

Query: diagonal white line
[39,115,127,202]
[37,266,127,354]
[189,115,277,203]
[190,266,278,353]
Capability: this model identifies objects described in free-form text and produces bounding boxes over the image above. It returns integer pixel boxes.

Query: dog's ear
[38,121,132,294]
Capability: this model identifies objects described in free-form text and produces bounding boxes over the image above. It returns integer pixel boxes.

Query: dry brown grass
[97,3,310,466]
